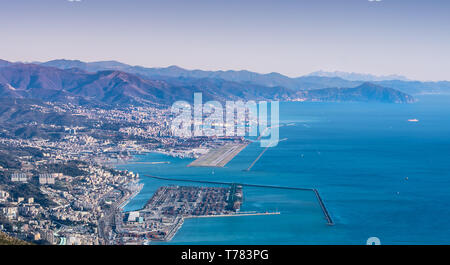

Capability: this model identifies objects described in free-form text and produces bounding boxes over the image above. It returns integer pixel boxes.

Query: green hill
[0,232,30,245]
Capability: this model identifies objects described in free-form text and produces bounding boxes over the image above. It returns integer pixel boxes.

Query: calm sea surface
[117,94,450,244]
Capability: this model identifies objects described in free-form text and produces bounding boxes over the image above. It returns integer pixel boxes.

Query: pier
[185,211,280,219]
[245,138,288,171]
[245,146,270,171]
[313,189,334,225]
[161,211,280,242]
[144,175,334,225]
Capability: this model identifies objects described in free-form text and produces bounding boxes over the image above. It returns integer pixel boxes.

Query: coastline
[118,181,144,210]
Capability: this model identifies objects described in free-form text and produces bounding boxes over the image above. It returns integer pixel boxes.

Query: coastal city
[115,184,244,244]
[3,0,450,255]
[0,101,248,244]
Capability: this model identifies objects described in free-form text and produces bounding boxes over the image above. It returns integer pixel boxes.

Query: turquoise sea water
[117,94,450,244]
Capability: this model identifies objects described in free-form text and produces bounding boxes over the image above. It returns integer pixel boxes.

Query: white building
[11,173,27,183]
[39,173,55,185]
[0,190,9,202]
[2,207,18,220]
[127,211,140,222]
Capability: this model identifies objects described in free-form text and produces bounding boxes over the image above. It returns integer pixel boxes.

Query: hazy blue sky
[1,0,449,80]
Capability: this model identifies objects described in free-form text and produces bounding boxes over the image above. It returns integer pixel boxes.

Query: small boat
[408,119,419,122]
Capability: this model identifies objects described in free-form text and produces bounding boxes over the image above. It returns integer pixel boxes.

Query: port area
[187,142,249,167]
[245,138,288,171]
[114,184,277,244]
[146,175,334,226]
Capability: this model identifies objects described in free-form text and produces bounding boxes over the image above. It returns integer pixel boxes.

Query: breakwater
[245,138,288,171]
[144,175,334,225]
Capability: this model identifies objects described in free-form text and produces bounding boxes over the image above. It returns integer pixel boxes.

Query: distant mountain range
[0,62,293,106]
[0,59,426,106]
[0,59,12,68]
[39,59,359,91]
[37,59,450,95]
[297,82,415,103]
[306,70,409,82]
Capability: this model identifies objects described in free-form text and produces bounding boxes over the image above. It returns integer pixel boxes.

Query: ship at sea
[119,95,450,244]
